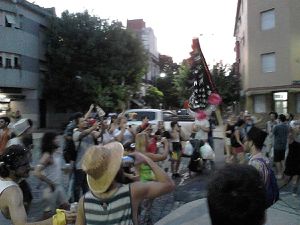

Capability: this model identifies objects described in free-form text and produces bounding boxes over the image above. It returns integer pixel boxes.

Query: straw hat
[82,142,124,194]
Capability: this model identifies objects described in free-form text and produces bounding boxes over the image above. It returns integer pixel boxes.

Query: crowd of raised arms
[0,105,299,225]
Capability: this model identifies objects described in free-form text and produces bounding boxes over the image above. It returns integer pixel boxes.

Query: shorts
[170,151,181,161]
[170,142,182,161]
[233,146,244,154]
[225,137,231,146]
[273,149,286,162]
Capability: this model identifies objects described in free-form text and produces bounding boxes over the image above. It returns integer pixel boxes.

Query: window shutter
[261,53,276,73]
[261,9,275,30]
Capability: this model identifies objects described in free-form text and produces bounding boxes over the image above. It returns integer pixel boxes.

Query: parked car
[176,109,195,121]
[162,110,180,122]
[125,109,193,139]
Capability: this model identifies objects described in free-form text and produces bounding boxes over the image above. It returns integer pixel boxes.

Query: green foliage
[156,55,180,109]
[173,62,193,105]
[144,86,164,108]
[212,64,241,107]
[43,11,148,112]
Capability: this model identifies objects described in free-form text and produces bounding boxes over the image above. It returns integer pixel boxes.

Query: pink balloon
[196,110,207,120]
[208,93,222,105]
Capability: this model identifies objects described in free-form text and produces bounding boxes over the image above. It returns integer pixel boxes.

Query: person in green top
[134,131,170,223]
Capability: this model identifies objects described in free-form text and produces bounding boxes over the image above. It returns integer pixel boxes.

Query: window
[261,53,276,73]
[14,57,20,68]
[0,56,2,67]
[5,14,16,27]
[5,58,12,68]
[163,111,178,122]
[125,111,156,121]
[273,92,288,114]
[261,9,275,30]
[254,95,266,113]
[5,17,12,27]
[0,12,20,28]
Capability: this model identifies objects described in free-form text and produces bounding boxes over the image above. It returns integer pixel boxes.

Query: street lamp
[159,72,166,78]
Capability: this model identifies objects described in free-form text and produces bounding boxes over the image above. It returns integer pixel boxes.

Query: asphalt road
[150,137,225,224]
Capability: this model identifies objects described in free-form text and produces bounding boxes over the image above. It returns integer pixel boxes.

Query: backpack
[254,158,279,208]
[188,139,205,172]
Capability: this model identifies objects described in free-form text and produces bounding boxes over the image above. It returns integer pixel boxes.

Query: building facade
[127,19,160,83]
[234,0,300,115]
[0,0,55,127]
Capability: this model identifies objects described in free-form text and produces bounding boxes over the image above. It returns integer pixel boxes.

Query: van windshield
[126,111,156,121]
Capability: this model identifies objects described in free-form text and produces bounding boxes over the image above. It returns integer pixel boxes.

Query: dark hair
[235,119,245,127]
[288,113,294,121]
[0,116,10,124]
[141,115,149,120]
[268,111,278,119]
[41,132,58,154]
[170,121,178,129]
[278,114,286,122]
[27,119,33,127]
[247,127,267,150]
[0,145,30,177]
[162,131,171,139]
[69,112,83,121]
[207,164,266,225]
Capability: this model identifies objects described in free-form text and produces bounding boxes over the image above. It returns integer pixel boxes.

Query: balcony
[0,68,38,89]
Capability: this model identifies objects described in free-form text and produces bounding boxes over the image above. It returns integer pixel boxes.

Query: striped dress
[84,184,134,225]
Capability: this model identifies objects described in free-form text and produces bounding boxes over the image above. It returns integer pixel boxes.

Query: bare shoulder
[1,185,23,206]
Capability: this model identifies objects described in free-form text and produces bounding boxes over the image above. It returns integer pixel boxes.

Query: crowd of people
[0,105,299,225]
[224,111,300,196]
[0,104,180,225]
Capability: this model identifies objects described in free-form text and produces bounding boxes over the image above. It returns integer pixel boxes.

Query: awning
[5,14,16,24]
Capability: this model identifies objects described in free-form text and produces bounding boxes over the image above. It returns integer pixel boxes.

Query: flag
[188,38,220,111]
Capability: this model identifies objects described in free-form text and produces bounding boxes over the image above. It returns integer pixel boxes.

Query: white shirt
[194,119,209,141]
[113,129,134,145]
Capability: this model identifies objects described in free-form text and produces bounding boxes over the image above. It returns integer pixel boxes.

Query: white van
[125,109,193,139]
[125,109,164,128]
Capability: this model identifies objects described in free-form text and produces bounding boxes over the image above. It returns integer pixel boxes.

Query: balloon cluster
[195,92,222,121]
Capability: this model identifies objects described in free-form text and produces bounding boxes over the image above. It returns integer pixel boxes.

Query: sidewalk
[155,193,300,225]
[212,125,224,139]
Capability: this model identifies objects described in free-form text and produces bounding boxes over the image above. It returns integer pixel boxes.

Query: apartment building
[234,0,300,115]
[127,19,160,83]
[0,0,54,127]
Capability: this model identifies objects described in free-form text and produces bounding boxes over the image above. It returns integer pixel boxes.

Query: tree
[44,11,148,112]
[143,86,164,108]
[212,63,241,108]
[173,62,193,106]
[156,54,180,109]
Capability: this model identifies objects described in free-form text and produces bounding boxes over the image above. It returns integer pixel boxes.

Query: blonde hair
[135,133,148,153]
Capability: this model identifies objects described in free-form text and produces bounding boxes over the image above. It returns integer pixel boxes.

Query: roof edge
[19,0,56,17]
[233,0,241,37]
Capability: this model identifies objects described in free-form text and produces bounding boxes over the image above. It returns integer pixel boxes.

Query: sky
[33,0,238,65]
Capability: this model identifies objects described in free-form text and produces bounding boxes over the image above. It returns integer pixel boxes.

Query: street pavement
[149,129,226,224]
